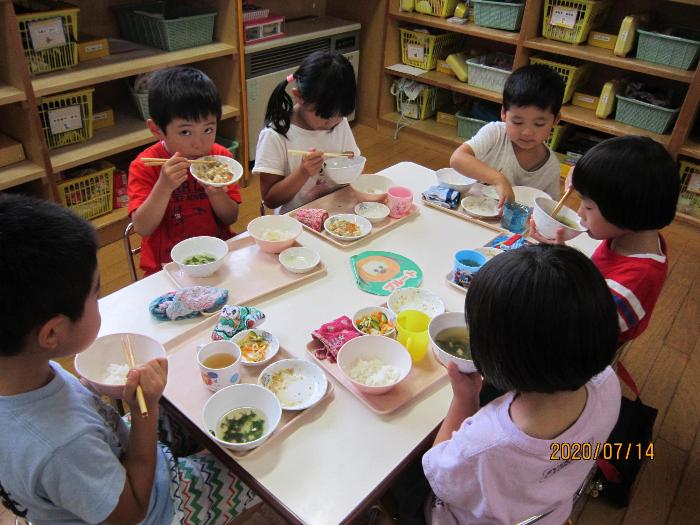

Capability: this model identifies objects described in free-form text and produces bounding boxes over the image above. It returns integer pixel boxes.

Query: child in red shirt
[128,67,241,275]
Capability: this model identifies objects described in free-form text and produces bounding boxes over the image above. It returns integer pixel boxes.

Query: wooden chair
[123,222,140,282]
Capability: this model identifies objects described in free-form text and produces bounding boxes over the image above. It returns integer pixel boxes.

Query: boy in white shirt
[451,64,565,205]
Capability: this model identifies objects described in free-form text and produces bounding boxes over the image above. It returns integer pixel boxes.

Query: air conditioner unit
[245,17,361,162]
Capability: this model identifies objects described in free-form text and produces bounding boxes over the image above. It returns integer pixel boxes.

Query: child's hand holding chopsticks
[123,357,168,416]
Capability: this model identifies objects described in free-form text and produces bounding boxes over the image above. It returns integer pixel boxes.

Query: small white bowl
[323,213,372,241]
[190,155,244,187]
[202,383,282,451]
[387,287,445,319]
[350,174,392,202]
[428,312,475,374]
[231,329,279,366]
[354,202,390,223]
[323,155,366,185]
[436,168,477,192]
[170,236,229,277]
[336,336,412,395]
[247,215,303,254]
[278,246,320,274]
[258,358,328,410]
[533,197,586,241]
[352,306,397,337]
[75,333,166,398]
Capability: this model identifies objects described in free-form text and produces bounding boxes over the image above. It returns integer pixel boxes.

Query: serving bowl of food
[352,306,397,337]
[258,359,327,410]
[323,155,366,185]
[190,155,244,187]
[75,333,166,398]
[231,329,279,366]
[532,197,586,241]
[350,174,392,202]
[354,202,390,224]
[247,215,302,253]
[387,287,445,319]
[436,168,477,192]
[278,246,320,274]
[170,235,229,277]
[202,383,282,451]
[428,312,475,374]
[336,335,412,395]
[323,214,372,241]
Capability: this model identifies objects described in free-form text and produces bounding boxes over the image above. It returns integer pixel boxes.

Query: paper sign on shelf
[406,43,425,62]
[687,173,700,194]
[48,105,83,136]
[550,7,578,29]
[28,17,67,51]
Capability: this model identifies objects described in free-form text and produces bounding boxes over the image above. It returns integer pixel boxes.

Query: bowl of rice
[336,335,412,395]
[74,333,166,398]
[247,215,302,254]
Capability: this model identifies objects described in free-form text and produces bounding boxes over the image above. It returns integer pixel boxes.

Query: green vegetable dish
[184,253,217,265]
[215,407,267,444]
[435,327,471,360]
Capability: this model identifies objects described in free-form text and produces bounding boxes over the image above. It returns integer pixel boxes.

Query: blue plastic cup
[453,250,487,288]
[501,201,531,234]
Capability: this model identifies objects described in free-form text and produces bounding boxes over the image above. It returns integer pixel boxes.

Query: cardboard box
[588,31,617,50]
[572,92,600,111]
[436,111,458,127]
[92,105,115,130]
[436,59,455,77]
[78,34,110,62]
[0,133,26,168]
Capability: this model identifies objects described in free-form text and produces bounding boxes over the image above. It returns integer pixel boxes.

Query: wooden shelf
[680,138,700,160]
[676,211,700,227]
[390,10,518,44]
[92,206,129,230]
[380,111,464,147]
[49,104,239,172]
[32,43,237,97]
[385,67,503,103]
[559,105,670,145]
[524,38,695,84]
[667,0,700,5]
[0,160,45,191]
[0,83,25,106]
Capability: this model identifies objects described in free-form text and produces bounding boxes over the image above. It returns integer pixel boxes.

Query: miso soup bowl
[428,312,476,374]
[170,236,229,278]
[532,197,587,242]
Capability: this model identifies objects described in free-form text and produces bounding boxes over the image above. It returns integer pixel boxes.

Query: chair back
[123,222,141,282]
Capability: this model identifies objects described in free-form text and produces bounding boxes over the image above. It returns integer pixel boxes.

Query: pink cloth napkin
[312,315,362,362]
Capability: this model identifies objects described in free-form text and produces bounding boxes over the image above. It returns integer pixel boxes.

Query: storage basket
[542,0,611,44]
[472,1,525,31]
[545,123,570,151]
[216,136,240,159]
[393,82,439,120]
[413,0,460,17]
[456,110,487,139]
[614,95,679,134]
[529,55,593,104]
[130,87,150,120]
[677,160,700,218]
[57,161,114,220]
[113,2,217,51]
[636,29,700,71]
[15,3,79,74]
[466,53,513,93]
[38,88,94,149]
[400,28,461,70]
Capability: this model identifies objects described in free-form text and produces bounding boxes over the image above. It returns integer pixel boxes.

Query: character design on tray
[350,251,423,296]
[212,305,266,340]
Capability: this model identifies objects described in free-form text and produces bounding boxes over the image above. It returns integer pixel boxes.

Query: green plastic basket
[529,55,593,104]
[400,28,462,70]
[542,0,611,44]
[545,123,570,151]
[216,136,240,158]
[466,53,513,93]
[130,88,150,120]
[677,160,700,218]
[113,2,217,51]
[614,95,679,134]
[456,110,487,139]
[472,1,525,31]
[636,29,700,71]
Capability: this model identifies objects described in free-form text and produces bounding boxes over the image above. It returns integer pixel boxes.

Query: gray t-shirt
[0,362,174,524]
[467,122,561,199]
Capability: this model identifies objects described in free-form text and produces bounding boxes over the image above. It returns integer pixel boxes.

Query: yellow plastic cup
[396,309,431,362]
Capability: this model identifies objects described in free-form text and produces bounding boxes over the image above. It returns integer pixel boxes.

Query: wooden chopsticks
[287,149,352,158]
[551,187,573,218]
[121,335,148,418]
[140,157,217,166]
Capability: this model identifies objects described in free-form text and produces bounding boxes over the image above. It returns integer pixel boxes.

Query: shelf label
[688,173,700,194]
[550,7,578,29]
[48,105,83,135]
[84,43,104,54]
[406,43,425,62]
[28,17,67,51]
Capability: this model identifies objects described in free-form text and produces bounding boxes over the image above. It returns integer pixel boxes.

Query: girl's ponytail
[264,77,294,136]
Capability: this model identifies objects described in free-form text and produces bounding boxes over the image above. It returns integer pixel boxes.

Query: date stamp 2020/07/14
[550,442,655,461]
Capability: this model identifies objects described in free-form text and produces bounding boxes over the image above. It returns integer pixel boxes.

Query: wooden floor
[2,123,699,524]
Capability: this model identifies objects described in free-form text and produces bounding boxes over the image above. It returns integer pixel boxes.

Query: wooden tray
[422,197,506,233]
[162,235,326,305]
[288,185,420,248]
[306,338,447,415]
[164,315,334,458]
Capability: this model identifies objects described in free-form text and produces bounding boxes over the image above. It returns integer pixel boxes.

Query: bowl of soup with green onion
[532,197,587,242]
[428,312,476,374]
[171,236,229,278]
[202,384,282,451]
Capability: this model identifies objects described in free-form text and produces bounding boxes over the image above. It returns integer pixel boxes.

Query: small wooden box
[0,133,26,168]
[588,31,618,50]
[436,111,458,127]
[78,34,110,62]
[92,105,115,130]
[572,92,600,111]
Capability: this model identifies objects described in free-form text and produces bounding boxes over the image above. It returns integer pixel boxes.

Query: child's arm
[104,358,168,525]
[132,154,189,237]
[450,143,515,207]
[260,149,324,209]
[205,186,239,225]
[434,362,482,446]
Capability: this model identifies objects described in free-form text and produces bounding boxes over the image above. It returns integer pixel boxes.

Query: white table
[99,162,599,525]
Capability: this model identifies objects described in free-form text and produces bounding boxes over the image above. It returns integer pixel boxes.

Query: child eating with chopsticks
[254,50,361,213]
[0,194,259,524]
[128,67,241,276]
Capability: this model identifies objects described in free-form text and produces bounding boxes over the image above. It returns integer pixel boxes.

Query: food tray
[162,235,326,301]
[164,315,334,458]
[306,339,447,415]
[445,271,467,293]
[288,185,420,249]
[421,198,506,233]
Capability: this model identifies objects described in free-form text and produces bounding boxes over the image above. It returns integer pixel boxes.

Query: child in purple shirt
[422,245,621,525]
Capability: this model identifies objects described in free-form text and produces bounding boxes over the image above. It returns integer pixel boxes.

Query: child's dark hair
[0,194,97,357]
[465,245,618,393]
[148,67,222,131]
[264,50,356,136]
[502,64,565,116]
[573,135,679,230]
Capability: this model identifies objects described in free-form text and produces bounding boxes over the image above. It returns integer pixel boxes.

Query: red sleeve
[127,154,159,216]
[211,143,243,204]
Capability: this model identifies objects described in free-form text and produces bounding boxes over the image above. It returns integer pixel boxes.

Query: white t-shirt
[467,121,561,199]
[253,118,360,213]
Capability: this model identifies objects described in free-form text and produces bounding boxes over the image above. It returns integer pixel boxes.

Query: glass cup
[387,186,414,218]
[453,249,487,288]
[396,309,431,362]
[196,340,242,392]
[500,201,531,234]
